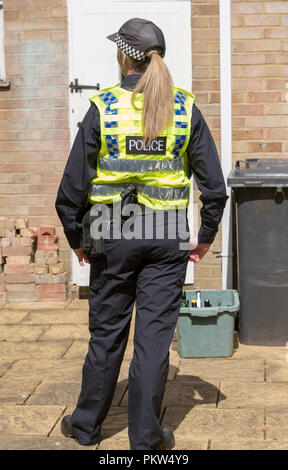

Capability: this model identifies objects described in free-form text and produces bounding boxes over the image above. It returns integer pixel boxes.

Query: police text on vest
[126,136,167,155]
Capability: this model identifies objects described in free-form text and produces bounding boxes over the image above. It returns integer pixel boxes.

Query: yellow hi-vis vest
[88,83,195,210]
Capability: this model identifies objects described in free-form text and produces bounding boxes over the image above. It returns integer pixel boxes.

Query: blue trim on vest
[105,135,120,158]
[174,91,187,116]
[99,91,119,115]
[172,135,187,159]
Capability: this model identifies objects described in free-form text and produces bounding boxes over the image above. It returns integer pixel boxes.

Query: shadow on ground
[101,372,226,440]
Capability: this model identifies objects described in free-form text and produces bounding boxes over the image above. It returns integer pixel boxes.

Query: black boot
[154,429,175,450]
[61,415,101,446]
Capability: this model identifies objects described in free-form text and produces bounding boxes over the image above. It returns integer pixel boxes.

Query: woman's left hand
[189,243,211,263]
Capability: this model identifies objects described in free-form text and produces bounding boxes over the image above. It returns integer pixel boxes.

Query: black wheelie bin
[228,158,288,346]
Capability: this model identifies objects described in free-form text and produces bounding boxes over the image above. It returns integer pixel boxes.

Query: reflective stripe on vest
[98,157,184,173]
[90,183,190,201]
[87,84,195,210]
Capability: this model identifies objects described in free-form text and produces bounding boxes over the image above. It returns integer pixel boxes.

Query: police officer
[56,18,228,450]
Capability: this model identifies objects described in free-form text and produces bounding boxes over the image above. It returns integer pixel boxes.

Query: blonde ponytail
[131,51,174,146]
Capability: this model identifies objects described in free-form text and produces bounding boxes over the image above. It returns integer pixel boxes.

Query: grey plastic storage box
[228,158,288,345]
[177,289,240,358]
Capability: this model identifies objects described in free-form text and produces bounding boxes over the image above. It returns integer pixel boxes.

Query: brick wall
[1,0,287,293]
[231,0,288,163]
[0,0,71,279]
[191,1,222,289]
[191,0,288,289]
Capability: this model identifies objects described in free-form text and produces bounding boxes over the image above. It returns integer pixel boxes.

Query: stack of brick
[34,226,68,301]
[0,219,68,302]
[2,218,37,301]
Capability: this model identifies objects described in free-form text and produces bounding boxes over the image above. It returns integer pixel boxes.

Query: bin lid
[228,158,288,187]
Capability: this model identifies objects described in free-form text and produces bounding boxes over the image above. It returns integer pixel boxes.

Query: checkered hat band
[115,34,145,61]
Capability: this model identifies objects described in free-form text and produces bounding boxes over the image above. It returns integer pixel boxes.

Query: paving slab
[0,405,65,436]
[118,360,131,382]
[0,310,30,324]
[162,407,264,440]
[218,381,288,409]
[121,377,220,409]
[163,378,220,408]
[25,377,125,407]
[4,301,69,310]
[0,359,13,377]
[22,309,88,325]
[98,428,130,450]
[168,349,181,381]
[50,405,129,438]
[0,325,47,342]
[266,359,288,382]
[38,324,90,342]
[266,409,288,440]
[173,438,208,450]
[209,439,288,450]
[62,341,89,359]
[66,300,89,310]
[4,359,84,383]
[232,344,287,361]
[0,436,97,450]
[0,341,71,360]
[0,378,41,404]
[177,358,264,382]
[25,381,81,406]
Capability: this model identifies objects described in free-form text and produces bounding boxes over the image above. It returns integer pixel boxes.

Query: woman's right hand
[73,248,91,266]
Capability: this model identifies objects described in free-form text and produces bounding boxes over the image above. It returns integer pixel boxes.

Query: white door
[67,0,194,285]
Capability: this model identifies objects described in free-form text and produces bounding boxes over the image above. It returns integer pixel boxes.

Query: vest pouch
[120,185,138,222]
[81,209,106,257]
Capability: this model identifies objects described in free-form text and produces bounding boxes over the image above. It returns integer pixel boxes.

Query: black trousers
[70,216,190,449]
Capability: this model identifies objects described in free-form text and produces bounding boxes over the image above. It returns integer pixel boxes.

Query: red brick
[37,242,59,251]
[15,218,28,229]
[244,15,281,27]
[34,273,67,284]
[37,291,67,301]
[36,283,66,294]
[35,250,58,265]
[6,283,36,292]
[5,273,35,284]
[232,104,263,116]
[246,142,283,153]
[6,218,16,231]
[2,246,34,257]
[38,234,58,244]
[232,3,263,15]
[6,292,37,301]
[0,293,6,301]
[2,238,11,248]
[10,237,21,248]
[38,226,56,237]
[245,116,283,128]
[266,128,288,140]
[232,129,264,140]
[4,264,34,274]
[20,237,36,247]
[247,92,281,103]
[6,256,32,265]
[265,3,288,14]
[20,227,38,237]
[266,79,288,90]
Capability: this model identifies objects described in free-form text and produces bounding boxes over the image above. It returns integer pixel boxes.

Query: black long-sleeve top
[55,74,228,249]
